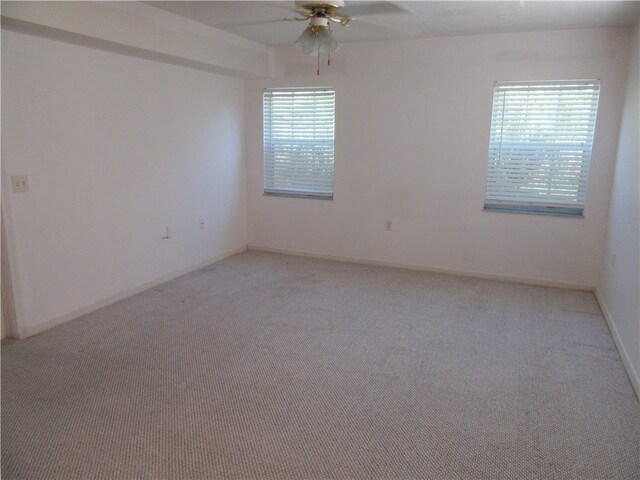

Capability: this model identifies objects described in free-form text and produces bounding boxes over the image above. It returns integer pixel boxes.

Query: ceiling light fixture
[295,15,341,75]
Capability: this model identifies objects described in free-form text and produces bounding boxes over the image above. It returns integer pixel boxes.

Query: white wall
[2,30,247,336]
[2,24,635,340]
[246,27,631,288]
[597,23,640,397]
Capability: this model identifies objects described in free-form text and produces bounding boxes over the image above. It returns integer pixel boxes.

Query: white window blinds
[263,87,335,199]
[484,80,600,216]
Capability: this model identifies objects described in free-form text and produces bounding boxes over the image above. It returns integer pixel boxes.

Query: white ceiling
[146,1,639,47]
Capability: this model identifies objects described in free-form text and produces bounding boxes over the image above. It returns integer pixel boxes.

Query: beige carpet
[2,251,639,479]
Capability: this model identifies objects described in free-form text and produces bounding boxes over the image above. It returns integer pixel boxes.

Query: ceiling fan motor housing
[295,1,346,11]
[310,16,330,28]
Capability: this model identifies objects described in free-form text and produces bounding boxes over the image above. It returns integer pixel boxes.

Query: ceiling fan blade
[213,3,311,29]
[223,18,294,28]
[340,1,413,18]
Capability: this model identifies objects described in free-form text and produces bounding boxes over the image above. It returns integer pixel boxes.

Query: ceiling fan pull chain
[317,53,320,76]
[328,49,331,66]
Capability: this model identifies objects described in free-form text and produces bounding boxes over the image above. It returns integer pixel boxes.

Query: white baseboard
[247,245,594,291]
[19,246,247,339]
[595,288,640,400]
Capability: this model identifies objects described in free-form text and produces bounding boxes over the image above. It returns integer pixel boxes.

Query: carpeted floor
[2,251,639,479]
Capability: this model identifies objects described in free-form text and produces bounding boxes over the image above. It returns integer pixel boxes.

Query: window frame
[483,79,601,217]
[262,86,336,200]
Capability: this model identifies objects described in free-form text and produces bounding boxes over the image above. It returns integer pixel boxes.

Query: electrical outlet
[385,220,392,231]
[11,175,29,193]
[199,219,205,230]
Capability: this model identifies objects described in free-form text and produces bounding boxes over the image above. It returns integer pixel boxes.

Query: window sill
[264,191,333,201]
[483,204,584,218]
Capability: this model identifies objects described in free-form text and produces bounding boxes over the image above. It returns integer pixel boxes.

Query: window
[484,80,600,216]
[263,87,335,199]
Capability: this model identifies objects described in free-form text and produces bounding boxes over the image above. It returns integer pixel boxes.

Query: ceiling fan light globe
[295,27,318,54]
[295,27,341,56]
[316,28,341,54]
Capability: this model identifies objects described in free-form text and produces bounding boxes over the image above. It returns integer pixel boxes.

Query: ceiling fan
[277,1,412,74]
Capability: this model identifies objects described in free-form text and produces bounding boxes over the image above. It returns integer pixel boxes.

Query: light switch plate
[11,175,29,193]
